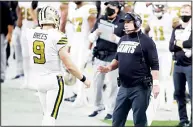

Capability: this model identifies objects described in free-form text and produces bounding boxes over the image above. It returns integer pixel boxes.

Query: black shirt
[0,1,14,35]
[92,13,125,62]
[115,30,159,87]
[169,25,192,66]
[8,1,18,26]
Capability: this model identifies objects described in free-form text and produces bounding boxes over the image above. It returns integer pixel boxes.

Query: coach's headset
[120,12,145,61]
[119,12,142,31]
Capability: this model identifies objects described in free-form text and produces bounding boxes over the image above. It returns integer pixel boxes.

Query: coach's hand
[152,85,160,99]
[97,66,111,73]
[84,79,91,88]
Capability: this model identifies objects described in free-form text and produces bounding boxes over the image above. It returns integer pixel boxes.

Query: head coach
[98,12,160,126]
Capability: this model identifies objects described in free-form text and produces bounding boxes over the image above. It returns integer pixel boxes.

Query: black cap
[104,1,120,7]
[119,13,134,23]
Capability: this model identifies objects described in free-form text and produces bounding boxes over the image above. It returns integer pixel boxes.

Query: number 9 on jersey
[33,40,46,64]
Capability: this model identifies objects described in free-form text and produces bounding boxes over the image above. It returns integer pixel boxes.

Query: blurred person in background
[134,2,153,34]
[88,1,125,120]
[12,1,38,89]
[0,1,14,83]
[60,1,69,33]
[95,1,102,18]
[122,1,135,13]
[68,1,97,107]
[6,1,18,66]
[60,2,78,102]
[169,4,192,127]
[145,2,175,111]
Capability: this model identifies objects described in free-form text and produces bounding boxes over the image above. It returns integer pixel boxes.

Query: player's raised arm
[60,2,68,33]
[87,5,98,31]
[57,36,90,88]
[29,1,38,24]
[16,4,23,28]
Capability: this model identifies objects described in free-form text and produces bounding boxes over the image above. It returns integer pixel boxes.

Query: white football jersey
[148,13,174,51]
[67,2,77,22]
[19,2,37,29]
[134,2,153,31]
[71,3,97,47]
[26,27,68,76]
[65,2,76,45]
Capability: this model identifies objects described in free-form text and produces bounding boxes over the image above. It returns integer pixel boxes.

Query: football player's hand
[83,79,91,88]
[95,28,102,36]
[97,66,111,73]
[152,85,160,99]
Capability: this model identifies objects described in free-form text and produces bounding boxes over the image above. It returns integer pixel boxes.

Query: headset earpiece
[128,13,142,29]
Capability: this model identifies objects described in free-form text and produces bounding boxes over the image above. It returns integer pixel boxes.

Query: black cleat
[88,111,98,117]
[88,108,105,117]
[177,121,190,127]
[12,74,24,79]
[103,84,107,91]
[104,114,112,120]
[64,94,77,102]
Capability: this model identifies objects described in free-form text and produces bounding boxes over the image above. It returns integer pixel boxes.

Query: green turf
[103,120,179,126]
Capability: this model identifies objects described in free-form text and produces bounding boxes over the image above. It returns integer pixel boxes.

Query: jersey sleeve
[55,32,68,52]
[86,5,98,18]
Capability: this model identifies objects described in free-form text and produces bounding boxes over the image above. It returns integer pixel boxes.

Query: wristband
[153,80,159,86]
[80,75,86,82]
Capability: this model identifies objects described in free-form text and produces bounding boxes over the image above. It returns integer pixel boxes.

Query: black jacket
[169,25,192,66]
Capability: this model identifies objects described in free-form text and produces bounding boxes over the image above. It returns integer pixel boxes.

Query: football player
[13,2,38,90]
[68,1,97,107]
[60,2,78,101]
[134,2,153,33]
[123,1,135,13]
[145,2,175,125]
[25,6,90,125]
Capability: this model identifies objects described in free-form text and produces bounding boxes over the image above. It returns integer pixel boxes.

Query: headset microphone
[123,28,138,33]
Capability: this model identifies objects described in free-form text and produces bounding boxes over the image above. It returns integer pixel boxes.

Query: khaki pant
[93,58,119,114]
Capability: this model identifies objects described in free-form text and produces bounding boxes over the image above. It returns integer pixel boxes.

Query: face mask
[181,15,191,23]
[154,12,163,18]
[105,7,115,17]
